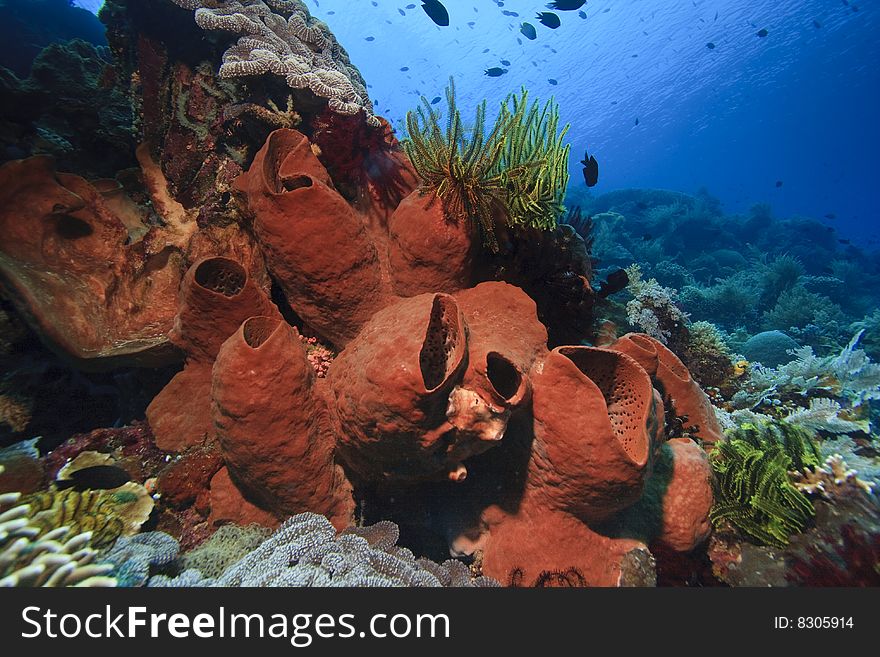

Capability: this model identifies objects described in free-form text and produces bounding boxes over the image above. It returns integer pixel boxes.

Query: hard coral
[1,470,116,587]
[169,0,378,125]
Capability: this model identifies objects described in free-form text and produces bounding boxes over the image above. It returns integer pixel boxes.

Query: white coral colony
[171,0,379,126]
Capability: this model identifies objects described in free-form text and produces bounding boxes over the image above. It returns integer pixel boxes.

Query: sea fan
[783,398,869,435]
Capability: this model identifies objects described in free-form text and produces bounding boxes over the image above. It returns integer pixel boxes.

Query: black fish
[598,269,629,298]
[501,59,511,65]
[580,151,599,187]
[546,0,585,10]
[431,96,441,104]
[756,28,768,37]
[520,22,537,39]
[706,42,716,49]
[578,10,587,19]
[548,78,558,85]
[775,180,783,187]
[372,1,378,5]
[60,465,133,491]
[422,0,450,26]
[502,10,519,17]
[365,36,375,41]
[399,8,406,15]
[400,66,409,71]
[536,12,561,28]
[485,67,508,77]
[839,239,851,244]
[482,48,491,53]
[824,213,836,220]
[634,117,639,125]
[468,21,475,26]
[813,19,822,28]
[406,3,416,7]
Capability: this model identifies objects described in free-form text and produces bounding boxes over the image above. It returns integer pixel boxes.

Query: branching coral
[709,438,815,548]
[624,264,689,345]
[403,78,570,252]
[791,454,874,501]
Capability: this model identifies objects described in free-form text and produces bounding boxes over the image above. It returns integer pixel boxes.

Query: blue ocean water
[67,1,876,247]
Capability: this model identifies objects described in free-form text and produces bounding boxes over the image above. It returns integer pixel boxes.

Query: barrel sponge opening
[486,352,522,401]
[558,347,650,465]
[419,295,463,391]
[195,257,246,297]
[626,333,656,356]
[242,316,281,349]
[657,342,690,380]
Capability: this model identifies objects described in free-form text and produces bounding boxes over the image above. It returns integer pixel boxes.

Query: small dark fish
[603,7,610,12]
[485,67,508,77]
[546,0,585,10]
[372,1,378,5]
[611,100,617,105]
[813,19,822,29]
[365,36,375,41]
[399,8,406,15]
[421,0,450,26]
[839,239,851,244]
[400,66,409,71]
[706,42,716,49]
[598,269,629,298]
[536,11,561,28]
[824,213,836,220]
[406,3,416,7]
[520,22,537,39]
[482,48,491,53]
[714,11,718,21]
[501,59,511,65]
[578,10,587,19]
[502,10,519,17]
[580,151,599,187]
[468,21,475,26]
[327,10,335,14]
[634,117,639,126]
[431,96,441,104]
[63,465,132,491]
[775,180,783,187]
[548,78,558,85]
[756,28,768,37]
